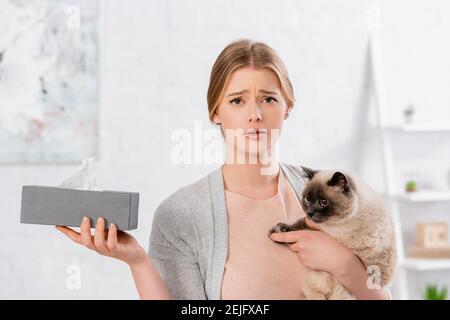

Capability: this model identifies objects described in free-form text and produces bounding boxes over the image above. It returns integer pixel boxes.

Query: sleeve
[147,203,207,300]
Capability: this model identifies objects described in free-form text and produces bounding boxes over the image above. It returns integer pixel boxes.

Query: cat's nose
[307,211,315,218]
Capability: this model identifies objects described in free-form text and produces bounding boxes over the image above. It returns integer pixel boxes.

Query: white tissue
[58,157,103,191]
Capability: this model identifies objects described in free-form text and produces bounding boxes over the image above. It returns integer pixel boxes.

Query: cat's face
[299,166,357,224]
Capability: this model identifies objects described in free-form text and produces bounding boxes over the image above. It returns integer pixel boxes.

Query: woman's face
[213,67,292,162]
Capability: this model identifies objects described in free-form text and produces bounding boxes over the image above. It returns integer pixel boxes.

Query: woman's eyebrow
[227,90,248,97]
[259,89,278,95]
[226,89,278,97]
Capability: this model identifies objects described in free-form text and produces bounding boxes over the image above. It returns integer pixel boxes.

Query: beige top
[220,168,307,300]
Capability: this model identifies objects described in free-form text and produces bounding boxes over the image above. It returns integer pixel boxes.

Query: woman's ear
[212,113,221,125]
[284,106,293,120]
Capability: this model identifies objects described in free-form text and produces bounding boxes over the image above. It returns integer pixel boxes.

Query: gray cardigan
[147,162,307,299]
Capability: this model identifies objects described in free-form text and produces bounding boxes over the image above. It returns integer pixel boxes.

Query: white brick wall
[1,0,450,299]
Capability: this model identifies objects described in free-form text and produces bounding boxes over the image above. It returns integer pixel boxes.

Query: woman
[57,39,391,300]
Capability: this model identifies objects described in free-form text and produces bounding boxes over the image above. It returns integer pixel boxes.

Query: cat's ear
[327,171,351,193]
[300,166,318,180]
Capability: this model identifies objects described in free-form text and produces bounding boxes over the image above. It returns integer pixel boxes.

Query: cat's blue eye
[320,199,329,206]
[230,98,244,105]
[304,196,310,204]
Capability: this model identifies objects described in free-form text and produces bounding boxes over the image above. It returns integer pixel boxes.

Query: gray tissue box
[20,186,139,230]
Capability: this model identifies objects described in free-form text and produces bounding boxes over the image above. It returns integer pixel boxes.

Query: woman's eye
[230,98,243,105]
[263,97,277,104]
[320,199,329,206]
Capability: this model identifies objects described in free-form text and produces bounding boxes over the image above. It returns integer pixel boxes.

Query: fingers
[106,223,118,251]
[269,230,305,243]
[59,217,113,255]
[288,241,303,253]
[94,217,110,254]
[55,226,82,244]
[80,216,95,250]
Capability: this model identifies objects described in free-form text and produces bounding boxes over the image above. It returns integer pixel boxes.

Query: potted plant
[405,180,417,193]
[423,283,448,300]
[404,103,415,124]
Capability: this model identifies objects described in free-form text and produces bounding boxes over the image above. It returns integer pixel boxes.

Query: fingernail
[97,217,102,223]
[82,216,88,223]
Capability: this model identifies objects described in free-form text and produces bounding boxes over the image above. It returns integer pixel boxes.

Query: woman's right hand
[56,216,147,267]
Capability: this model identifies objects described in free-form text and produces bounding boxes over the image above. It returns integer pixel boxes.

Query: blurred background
[1,0,450,299]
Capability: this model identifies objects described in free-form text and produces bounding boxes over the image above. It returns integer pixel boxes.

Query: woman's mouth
[244,128,267,140]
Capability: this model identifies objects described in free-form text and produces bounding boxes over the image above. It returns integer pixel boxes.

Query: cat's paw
[273,222,290,233]
[268,222,289,243]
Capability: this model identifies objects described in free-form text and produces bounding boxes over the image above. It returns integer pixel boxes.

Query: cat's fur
[268,166,397,300]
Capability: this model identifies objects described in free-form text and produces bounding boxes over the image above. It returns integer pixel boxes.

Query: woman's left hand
[269,218,357,277]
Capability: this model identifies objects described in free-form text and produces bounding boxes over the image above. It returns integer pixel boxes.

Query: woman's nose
[248,105,262,122]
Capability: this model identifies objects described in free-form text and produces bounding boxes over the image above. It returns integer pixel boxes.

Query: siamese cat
[268,166,396,300]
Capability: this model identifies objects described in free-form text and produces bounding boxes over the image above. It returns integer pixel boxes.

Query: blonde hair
[207,39,295,122]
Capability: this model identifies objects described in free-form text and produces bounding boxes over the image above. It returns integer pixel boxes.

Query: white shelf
[392,190,450,202]
[370,32,450,299]
[384,123,450,133]
[402,258,450,271]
